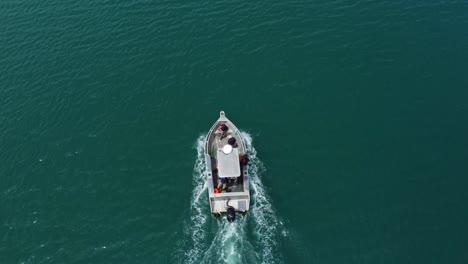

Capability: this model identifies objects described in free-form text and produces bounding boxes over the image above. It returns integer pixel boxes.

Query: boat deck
[205,111,250,214]
[211,194,249,213]
[209,130,246,157]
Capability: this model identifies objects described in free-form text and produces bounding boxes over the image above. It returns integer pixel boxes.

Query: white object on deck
[222,144,233,154]
[217,147,240,178]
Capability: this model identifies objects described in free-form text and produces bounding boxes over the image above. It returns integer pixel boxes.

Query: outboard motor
[226,199,236,223]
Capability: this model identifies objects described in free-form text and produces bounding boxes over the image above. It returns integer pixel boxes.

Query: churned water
[174,134,284,264]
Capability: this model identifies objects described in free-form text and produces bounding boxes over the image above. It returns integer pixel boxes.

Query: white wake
[180,133,284,264]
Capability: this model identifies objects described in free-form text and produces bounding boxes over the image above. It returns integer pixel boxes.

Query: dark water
[1,0,468,263]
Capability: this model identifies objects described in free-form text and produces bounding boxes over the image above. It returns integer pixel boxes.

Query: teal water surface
[1,0,468,263]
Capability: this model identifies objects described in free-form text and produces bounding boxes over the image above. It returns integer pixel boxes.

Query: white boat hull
[204,111,250,214]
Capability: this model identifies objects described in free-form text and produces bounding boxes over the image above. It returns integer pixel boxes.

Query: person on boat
[217,177,228,190]
[215,124,228,139]
[227,137,238,148]
[240,155,249,165]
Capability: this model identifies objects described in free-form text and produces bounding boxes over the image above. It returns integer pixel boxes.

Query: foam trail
[183,135,209,264]
[181,133,283,264]
[201,219,255,264]
[243,132,284,264]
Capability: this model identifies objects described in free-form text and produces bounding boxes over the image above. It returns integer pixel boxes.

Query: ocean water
[1,0,468,263]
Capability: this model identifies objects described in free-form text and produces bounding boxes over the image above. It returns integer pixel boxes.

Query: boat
[204,111,250,222]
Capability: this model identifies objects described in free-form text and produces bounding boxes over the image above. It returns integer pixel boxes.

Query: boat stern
[209,193,250,214]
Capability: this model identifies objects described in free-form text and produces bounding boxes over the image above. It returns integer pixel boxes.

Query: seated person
[217,177,228,190]
[228,137,238,148]
[215,124,229,139]
[240,155,249,165]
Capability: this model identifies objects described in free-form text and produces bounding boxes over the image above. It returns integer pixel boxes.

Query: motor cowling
[226,199,236,222]
[227,207,236,222]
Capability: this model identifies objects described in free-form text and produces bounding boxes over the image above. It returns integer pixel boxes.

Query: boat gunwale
[204,111,250,213]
